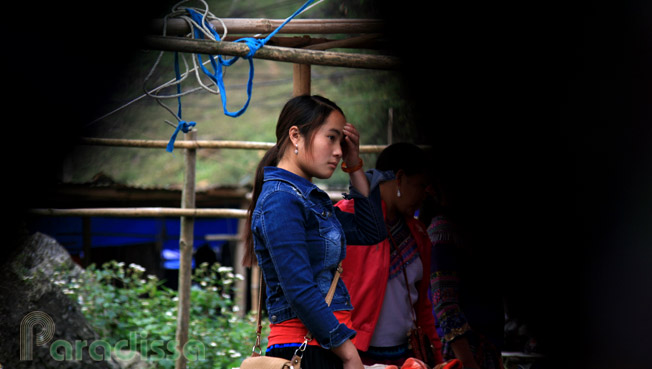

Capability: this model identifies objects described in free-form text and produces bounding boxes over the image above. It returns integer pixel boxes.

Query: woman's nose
[333,145,342,158]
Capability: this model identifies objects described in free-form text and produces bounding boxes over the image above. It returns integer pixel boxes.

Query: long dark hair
[375,142,430,176]
[241,95,344,267]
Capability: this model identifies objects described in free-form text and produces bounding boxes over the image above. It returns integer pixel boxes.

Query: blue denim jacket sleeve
[258,189,355,348]
[334,169,394,245]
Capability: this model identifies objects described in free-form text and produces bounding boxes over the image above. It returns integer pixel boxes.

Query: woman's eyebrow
[328,128,342,137]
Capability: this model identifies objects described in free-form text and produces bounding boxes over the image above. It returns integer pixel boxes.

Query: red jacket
[335,198,443,362]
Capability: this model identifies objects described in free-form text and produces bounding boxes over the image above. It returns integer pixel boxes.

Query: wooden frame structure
[32,16,399,369]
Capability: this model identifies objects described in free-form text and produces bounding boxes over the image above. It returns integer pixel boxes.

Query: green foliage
[55,261,267,369]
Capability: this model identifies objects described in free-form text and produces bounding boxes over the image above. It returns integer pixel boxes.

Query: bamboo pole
[150,18,385,36]
[175,129,196,369]
[302,33,383,51]
[82,217,91,267]
[233,198,249,317]
[78,137,388,153]
[293,64,311,96]
[29,208,248,218]
[142,36,401,70]
[79,137,274,150]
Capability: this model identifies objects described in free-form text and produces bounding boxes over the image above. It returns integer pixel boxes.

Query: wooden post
[234,199,249,317]
[293,64,311,96]
[387,107,394,145]
[82,217,91,267]
[175,129,196,369]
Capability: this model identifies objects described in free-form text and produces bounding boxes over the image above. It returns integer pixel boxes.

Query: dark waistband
[364,343,410,358]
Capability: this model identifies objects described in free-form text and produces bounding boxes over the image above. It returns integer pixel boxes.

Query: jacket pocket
[308,205,343,271]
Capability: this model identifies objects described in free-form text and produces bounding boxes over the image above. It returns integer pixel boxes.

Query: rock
[0,232,118,369]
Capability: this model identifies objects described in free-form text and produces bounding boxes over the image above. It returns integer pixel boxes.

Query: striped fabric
[387,217,420,280]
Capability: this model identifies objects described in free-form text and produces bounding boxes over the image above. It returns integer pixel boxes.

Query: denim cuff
[319,322,357,349]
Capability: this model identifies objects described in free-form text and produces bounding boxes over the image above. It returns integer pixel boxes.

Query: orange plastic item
[401,358,429,369]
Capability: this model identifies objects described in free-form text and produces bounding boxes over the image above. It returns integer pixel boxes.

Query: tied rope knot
[238,38,265,59]
[185,0,315,118]
[166,120,196,152]
[165,0,316,152]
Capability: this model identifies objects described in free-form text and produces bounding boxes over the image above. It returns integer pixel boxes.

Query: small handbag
[240,262,344,369]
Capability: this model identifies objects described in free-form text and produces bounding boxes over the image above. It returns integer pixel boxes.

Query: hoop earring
[294,144,298,155]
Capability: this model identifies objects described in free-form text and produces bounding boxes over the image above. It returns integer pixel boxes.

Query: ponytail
[241,94,344,267]
[242,144,281,267]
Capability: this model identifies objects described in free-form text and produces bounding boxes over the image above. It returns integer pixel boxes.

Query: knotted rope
[147,0,319,152]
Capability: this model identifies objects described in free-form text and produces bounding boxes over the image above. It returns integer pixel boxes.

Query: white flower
[234,273,245,281]
[218,266,233,273]
[210,342,217,347]
[129,263,146,272]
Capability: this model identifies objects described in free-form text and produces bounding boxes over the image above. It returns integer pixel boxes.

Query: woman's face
[296,111,346,180]
[396,172,430,217]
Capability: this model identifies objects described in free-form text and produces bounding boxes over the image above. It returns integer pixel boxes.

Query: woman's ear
[288,126,301,146]
[395,169,405,186]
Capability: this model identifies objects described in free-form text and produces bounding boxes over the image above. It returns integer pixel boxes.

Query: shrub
[55,260,268,369]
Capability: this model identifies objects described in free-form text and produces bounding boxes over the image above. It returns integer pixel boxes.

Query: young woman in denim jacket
[242,95,387,369]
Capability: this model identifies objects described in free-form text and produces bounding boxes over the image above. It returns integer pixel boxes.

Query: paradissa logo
[20,311,205,362]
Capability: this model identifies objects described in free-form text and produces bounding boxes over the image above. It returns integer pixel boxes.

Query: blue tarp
[27,216,239,270]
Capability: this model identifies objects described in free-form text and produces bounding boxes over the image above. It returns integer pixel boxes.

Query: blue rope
[186,0,315,117]
[166,121,196,152]
[166,51,193,153]
[166,0,315,152]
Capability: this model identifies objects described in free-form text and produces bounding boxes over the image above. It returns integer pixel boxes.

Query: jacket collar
[263,166,320,198]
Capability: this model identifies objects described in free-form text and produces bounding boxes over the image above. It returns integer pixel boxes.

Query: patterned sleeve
[428,216,470,343]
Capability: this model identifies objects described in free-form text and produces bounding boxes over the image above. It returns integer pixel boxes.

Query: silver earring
[397,188,401,198]
[294,144,298,155]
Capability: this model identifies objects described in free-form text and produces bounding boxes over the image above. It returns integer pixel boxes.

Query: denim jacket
[252,166,391,349]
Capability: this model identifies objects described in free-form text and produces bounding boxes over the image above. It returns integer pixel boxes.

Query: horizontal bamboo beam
[150,18,385,36]
[29,207,248,218]
[142,36,401,70]
[78,137,388,153]
[221,34,385,50]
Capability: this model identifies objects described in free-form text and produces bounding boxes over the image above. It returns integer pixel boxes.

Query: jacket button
[271,315,277,322]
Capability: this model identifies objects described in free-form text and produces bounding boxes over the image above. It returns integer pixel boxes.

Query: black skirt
[266,344,343,369]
